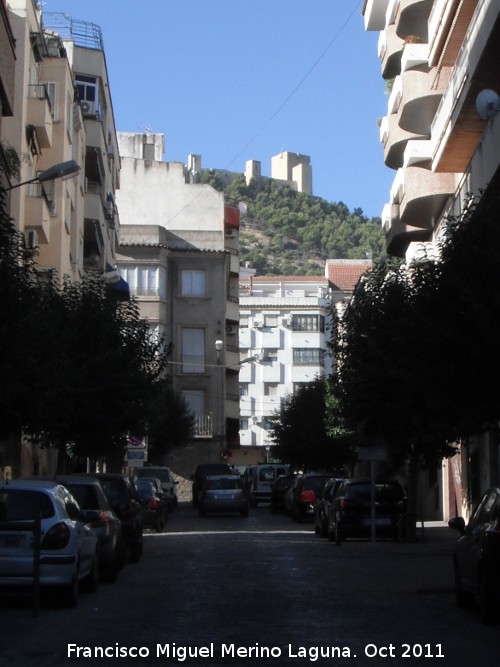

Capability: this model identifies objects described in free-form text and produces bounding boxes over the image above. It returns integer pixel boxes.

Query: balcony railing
[193,415,213,438]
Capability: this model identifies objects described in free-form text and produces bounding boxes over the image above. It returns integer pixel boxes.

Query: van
[134,466,178,509]
[248,463,290,505]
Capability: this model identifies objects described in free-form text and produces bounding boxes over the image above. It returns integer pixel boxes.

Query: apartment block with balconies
[364,0,500,263]
[363,0,500,517]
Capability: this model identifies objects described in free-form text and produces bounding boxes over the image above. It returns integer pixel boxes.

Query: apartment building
[1,4,120,282]
[237,260,371,465]
[362,0,500,517]
[0,0,15,191]
[0,4,121,476]
[115,132,240,472]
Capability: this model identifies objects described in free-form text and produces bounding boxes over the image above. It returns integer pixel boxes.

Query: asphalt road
[0,504,497,667]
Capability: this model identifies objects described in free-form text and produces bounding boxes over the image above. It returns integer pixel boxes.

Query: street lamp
[3,159,80,191]
[215,340,225,457]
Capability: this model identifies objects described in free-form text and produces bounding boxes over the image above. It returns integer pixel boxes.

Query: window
[181,328,205,373]
[182,390,205,417]
[75,75,101,116]
[181,270,206,297]
[292,314,324,332]
[264,383,278,396]
[240,418,249,430]
[118,265,165,298]
[240,316,249,328]
[240,384,249,397]
[293,348,324,365]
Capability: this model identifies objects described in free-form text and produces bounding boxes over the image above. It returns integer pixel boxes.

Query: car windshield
[207,478,241,490]
[0,490,54,520]
[303,477,330,493]
[63,484,99,509]
[99,479,128,505]
[137,480,155,494]
[347,483,404,501]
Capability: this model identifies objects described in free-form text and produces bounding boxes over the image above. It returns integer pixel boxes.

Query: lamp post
[3,159,80,191]
[215,339,225,457]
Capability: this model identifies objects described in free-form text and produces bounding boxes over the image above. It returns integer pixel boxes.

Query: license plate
[0,534,22,548]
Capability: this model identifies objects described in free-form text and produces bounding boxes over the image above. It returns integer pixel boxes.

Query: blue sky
[44,1,394,219]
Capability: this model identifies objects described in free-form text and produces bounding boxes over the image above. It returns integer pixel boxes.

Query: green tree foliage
[202,170,387,274]
[145,381,196,463]
[0,187,190,470]
[268,377,354,471]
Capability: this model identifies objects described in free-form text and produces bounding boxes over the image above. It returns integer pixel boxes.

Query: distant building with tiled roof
[325,259,372,292]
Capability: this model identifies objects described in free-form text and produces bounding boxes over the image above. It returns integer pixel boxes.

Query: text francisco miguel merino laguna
[67,642,353,661]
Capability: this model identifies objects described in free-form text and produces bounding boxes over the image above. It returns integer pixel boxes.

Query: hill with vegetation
[201,170,387,275]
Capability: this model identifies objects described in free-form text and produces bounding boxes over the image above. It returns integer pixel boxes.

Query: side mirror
[448,516,466,535]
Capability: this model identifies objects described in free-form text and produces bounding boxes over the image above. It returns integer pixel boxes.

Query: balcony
[379,24,404,79]
[382,203,432,257]
[192,415,213,439]
[24,184,52,243]
[399,64,447,137]
[428,0,478,68]
[396,0,433,41]
[363,0,390,30]
[380,114,424,169]
[431,0,500,173]
[398,164,456,229]
[27,85,53,148]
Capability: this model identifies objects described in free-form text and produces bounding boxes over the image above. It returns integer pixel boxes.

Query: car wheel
[240,509,249,518]
[320,519,328,538]
[477,570,500,624]
[129,535,142,563]
[61,572,79,608]
[102,559,118,583]
[81,554,99,593]
[328,526,336,542]
[453,561,473,609]
[335,523,344,545]
[155,514,163,533]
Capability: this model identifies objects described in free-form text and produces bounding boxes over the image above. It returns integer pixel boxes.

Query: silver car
[0,479,98,606]
[198,475,249,518]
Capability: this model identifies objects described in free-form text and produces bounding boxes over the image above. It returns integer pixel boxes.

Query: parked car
[288,473,332,522]
[270,474,296,514]
[314,477,344,537]
[448,487,500,624]
[136,478,167,532]
[191,463,232,506]
[134,466,178,510]
[87,473,144,563]
[56,475,124,582]
[198,475,249,517]
[247,463,290,506]
[0,479,98,607]
[328,478,407,544]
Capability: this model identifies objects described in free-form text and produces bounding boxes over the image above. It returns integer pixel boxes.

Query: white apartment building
[237,260,371,465]
[362,0,500,517]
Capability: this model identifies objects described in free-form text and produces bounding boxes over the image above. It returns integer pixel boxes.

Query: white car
[0,479,99,606]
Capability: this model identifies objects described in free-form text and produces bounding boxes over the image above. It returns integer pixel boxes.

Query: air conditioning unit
[226,324,238,335]
[252,416,261,424]
[253,319,263,328]
[282,316,292,327]
[26,229,38,249]
[225,229,237,238]
[81,100,96,116]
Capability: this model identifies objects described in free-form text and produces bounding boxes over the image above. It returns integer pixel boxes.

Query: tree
[269,377,354,471]
[145,381,196,463]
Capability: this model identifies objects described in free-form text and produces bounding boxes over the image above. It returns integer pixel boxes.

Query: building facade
[362,0,500,517]
[237,260,371,465]
[115,133,240,475]
[0,4,121,477]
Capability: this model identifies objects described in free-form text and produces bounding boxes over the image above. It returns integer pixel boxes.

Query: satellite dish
[475,89,500,120]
